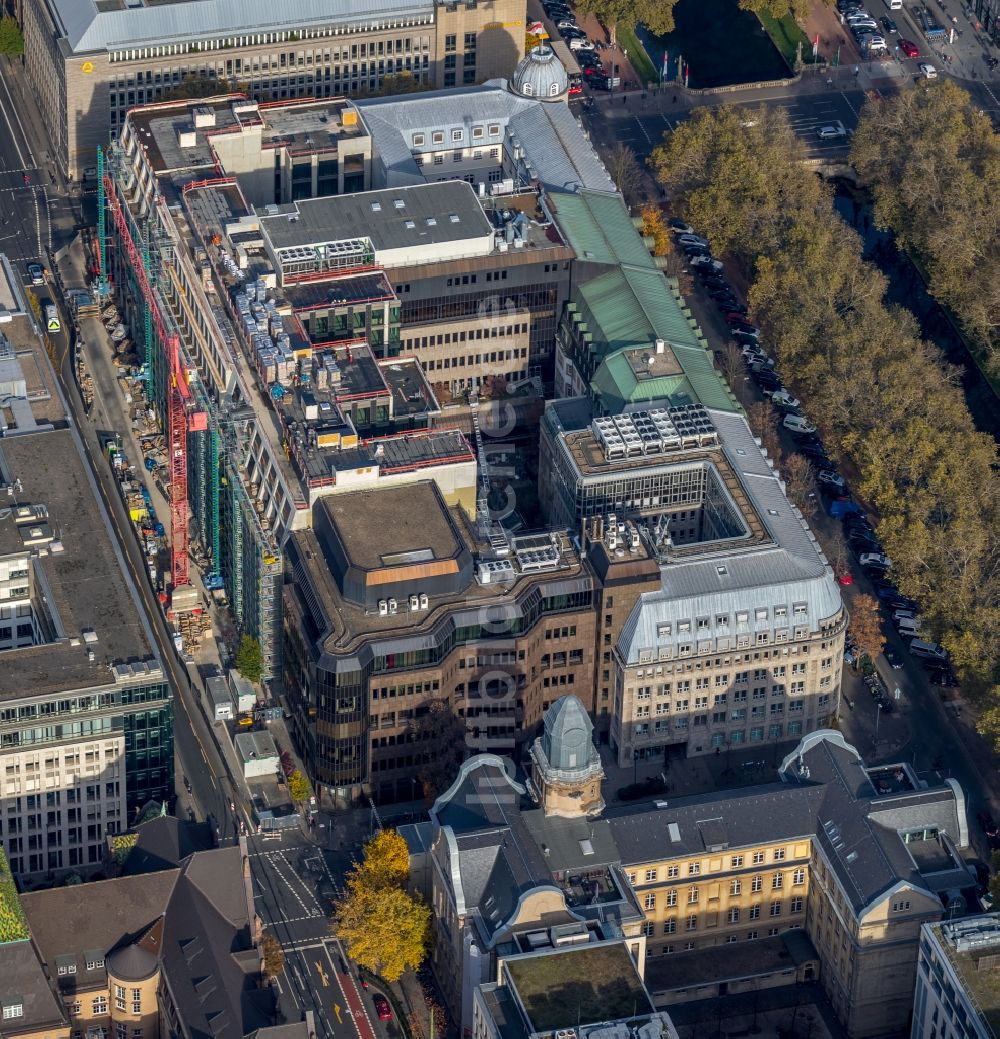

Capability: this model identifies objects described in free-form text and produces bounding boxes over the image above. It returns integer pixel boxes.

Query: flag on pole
[812,33,820,57]
[662,50,670,81]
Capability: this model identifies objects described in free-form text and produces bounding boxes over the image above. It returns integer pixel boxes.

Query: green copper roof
[549,191,657,269]
[591,349,695,413]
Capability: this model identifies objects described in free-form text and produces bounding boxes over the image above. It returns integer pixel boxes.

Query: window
[2,1006,23,1020]
[749,905,760,919]
[641,921,654,937]
[793,868,805,885]
[667,865,679,878]
[663,919,676,934]
[773,847,786,861]
[791,897,804,913]
[770,901,782,917]
[645,868,657,882]
[730,855,744,868]
[747,930,758,940]
[666,890,677,907]
[892,900,911,912]
[772,873,783,890]
[688,886,699,904]
[644,893,656,910]
[115,985,126,1011]
[92,997,107,1015]
[688,862,701,876]
[728,907,740,923]
[752,875,763,892]
[686,914,698,931]
[730,880,742,895]
[753,851,765,864]
[58,963,78,976]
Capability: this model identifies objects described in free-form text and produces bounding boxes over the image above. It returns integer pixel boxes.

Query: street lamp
[873,701,882,753]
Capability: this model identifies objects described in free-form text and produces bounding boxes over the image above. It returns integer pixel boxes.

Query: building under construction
[97,95,479,679]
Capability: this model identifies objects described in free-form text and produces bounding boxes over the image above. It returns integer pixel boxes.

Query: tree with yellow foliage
[640,204,672,258]
[334,829,430,981]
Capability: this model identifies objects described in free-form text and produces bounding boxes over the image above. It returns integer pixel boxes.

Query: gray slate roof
[46,0,433,54]
[0,941,67,1035]
[357,85,615,195]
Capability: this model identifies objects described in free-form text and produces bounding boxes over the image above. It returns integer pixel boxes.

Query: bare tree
[716,342,747,400]
[606,144,643,208]
[746,399,782,465]
[784,453,817,517]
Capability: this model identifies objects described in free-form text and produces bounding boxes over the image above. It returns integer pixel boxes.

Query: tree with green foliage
[649,96,1000,722]
[0,18,24,57]
[575,0,679,42]
[850,81,1000,375]
[235,634,263,683]
[334,830,429,981]
[287,770,311,803]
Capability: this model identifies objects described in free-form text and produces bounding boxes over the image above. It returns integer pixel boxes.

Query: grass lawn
[619,23,659,85]
[756,8,812,65]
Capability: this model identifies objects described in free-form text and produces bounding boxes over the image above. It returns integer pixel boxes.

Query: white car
[770,389,801,409]
[859,551,892,568]
[816,125,847,140]
[816,469,846,492]
[918,62,938,78]
[844,9,872,20]
[783,415,816,435]
[569,38,595,50]
[690,255,722,271]
[676,233,709,248]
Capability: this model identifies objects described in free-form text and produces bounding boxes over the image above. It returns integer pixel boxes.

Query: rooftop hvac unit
[378,599,389,616]
[419,593,429,609]
[409,594,420,611]
[388,598,398,615]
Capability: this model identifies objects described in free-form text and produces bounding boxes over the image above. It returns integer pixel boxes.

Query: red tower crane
[103,174,206,594]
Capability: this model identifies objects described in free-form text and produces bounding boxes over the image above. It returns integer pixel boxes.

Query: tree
[261,932,285,981]
[640,204,672,257]
[235,634,263,683]
[716,341,747,401]
[334,830,429,981]
[746,399,782,465]
[989,851,1000,909]
[783,453,816,517]
[605,144,644,208]
[0,18,24,57]
[575,0,680,41]
[287,770,311,803]
[412,700,467,800]
[849,594,884,664]
[737,0,815,21]
[352,829,411,891]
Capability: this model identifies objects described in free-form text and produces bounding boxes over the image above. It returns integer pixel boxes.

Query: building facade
[24,0,527,178]
[403,718,972,1039]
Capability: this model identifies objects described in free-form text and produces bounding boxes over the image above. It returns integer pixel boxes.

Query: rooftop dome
[510,45,569,102]
[106,943,158,983]
[541,695,596,771]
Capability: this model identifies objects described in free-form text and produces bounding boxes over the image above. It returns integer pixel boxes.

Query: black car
[577,53,602,68]
[720,301,749,316]
[701,275,729,290]
[683,243,711,257]
[589,75,614,90]
[881,15,898,31]
[560,26,587,39]
[754,370,782,391]
[730,330,760,347]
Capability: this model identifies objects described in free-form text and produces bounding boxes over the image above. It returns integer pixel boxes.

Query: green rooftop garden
[0,849,29,944]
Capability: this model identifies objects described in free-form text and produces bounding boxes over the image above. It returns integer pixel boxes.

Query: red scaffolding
[103,173,204,591]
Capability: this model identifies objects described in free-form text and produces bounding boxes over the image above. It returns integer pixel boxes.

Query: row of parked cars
[678,220,959,695]
[540,0,618,90]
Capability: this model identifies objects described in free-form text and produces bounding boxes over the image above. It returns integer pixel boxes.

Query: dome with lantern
[510,45,569,102]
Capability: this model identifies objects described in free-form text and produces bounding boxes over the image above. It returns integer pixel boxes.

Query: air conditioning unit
[388,598,398,614]
[419,593,429,610]
[378,599,388,616]
[409,594,420,611]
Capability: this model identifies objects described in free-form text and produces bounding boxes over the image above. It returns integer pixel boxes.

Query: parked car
[928,668,958,687]
[676,233,710,248]
[730,329,761,345]
[683,243,711,257]
[690,255,723,272]
[881,14,899,30]
[859,551,892,569]
[898,37,920,56]
[373,995,392,1022]
[722,304,750,318]
[816,469,847,494]
[918,62,938,78]
[817,124,847,140]
[569,38,595,50]
[770,389,801,409]
[781,414,815,435]
[26,262,44,286]
[669,218,694,233]
[977,811,1000,839]
[884,647,904,669]
[754,370,782,391]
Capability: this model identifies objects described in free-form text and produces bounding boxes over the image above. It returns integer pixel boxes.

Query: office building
[24,0,527,178]
[404,704,971,1038]
[540,395,846,761]
[282,479,597,803]
[912,916,1000,1039]
[0,272,172,883]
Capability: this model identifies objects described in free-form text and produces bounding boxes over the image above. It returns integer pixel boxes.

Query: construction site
[91,96,481,680]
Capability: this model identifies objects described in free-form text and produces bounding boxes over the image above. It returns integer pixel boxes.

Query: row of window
[652,927,785,952]
[632,851,795,882]
[641,871,805,907]
[402,321,527,349]
[644,899,804,933]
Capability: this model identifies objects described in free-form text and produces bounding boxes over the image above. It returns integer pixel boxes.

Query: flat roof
[504,943,652,1032]
[318,482,462,572]
[0,427,159,700]
[260,181,492,252]
[932,920,1000,1036]
[289,271,396,311]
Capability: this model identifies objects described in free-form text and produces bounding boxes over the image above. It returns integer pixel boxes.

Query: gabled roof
[547,191,657,269]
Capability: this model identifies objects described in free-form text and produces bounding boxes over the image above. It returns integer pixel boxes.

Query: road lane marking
[315,961,329,987]
[0,71,33,167]
[840,91,860,118]
[0,77,25,167]
[633,116,651,144]
[333,1004,342,1023]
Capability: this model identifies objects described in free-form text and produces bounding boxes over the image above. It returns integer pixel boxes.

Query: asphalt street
[580,86,867,162]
